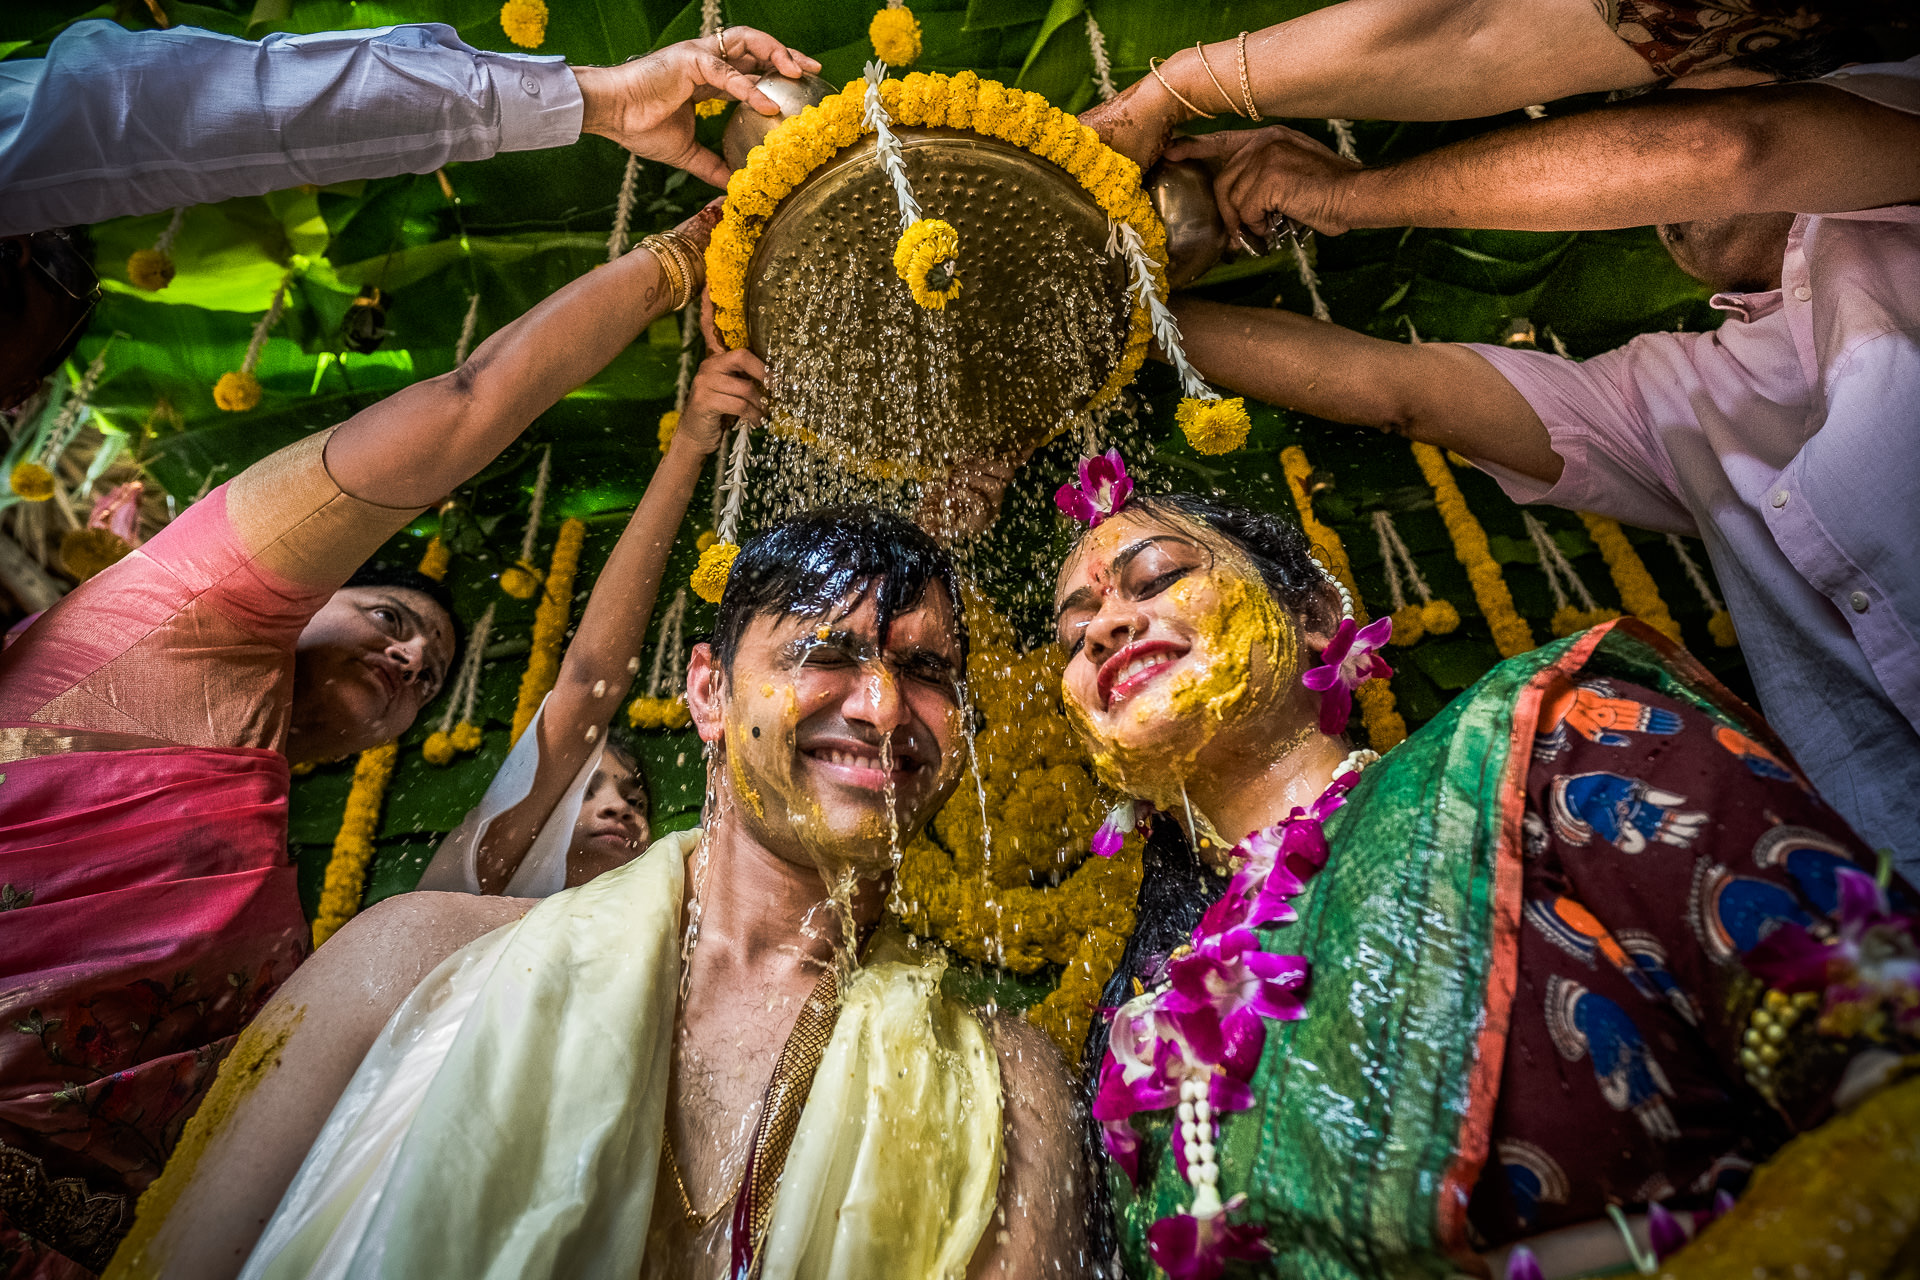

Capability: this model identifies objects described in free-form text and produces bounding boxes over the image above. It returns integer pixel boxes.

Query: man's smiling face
[696,584,967,875]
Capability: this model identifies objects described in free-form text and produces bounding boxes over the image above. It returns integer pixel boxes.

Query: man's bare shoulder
[295,892,535,1015]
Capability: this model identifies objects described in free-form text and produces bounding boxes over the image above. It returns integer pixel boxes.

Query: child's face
[569,751,651,867]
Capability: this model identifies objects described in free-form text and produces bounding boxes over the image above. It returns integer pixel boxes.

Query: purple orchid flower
[1648,1201,1689,1260]
[1504,1245,1544,1280]
[1743,866,1920,1018]
[1092,799,1143,858]
[1054,449,1135,528]
[1165,929,1311,1028]
[1300,615,1395,735]
[1146,1195,1270,1280]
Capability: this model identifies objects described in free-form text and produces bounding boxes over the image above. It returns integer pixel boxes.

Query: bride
[1047,461,1919,1279]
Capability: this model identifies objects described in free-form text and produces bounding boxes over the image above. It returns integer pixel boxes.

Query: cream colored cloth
[241,830,1001,1280]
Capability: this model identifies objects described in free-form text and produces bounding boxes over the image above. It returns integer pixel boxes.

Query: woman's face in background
[565,750,651,888]
[1053,511,1308,813]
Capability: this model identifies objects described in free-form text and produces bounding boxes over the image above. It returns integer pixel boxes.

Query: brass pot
[1147,159,1227,289]
[716,75,1138,479]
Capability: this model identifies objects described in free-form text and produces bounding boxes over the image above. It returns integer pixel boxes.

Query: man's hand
[680,349,767,452]
[575,29,821,188]
[1166,125,1362,241]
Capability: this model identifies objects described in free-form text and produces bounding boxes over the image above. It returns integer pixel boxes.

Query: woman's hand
[674,348,767,457]
[575,30,822,189]
[1079,75,1183,173]
[915,456,1017,542]
[1166,125,1363,240]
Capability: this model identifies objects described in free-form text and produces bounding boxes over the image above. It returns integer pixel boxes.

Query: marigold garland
[1279,447,1407,750]
[311,741,397,947]
[893,217,961,309]
[511,517,586,744]
[707,71,1162,423]
[869,4,922,66]
[1176,396,1251,455]
[1580,513,1683,645]
[1410,441,1536,659]
[891,596,1141,1061]
[500,0,547,48]
[9,461,53,503]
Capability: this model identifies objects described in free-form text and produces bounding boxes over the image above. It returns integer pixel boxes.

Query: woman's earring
[1311,554,1354,622]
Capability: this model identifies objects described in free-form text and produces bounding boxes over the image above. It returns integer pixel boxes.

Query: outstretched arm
[1078,0,1652,171]
[470,349,765,894]
[323,205,718,514]
[1169,80,1920,241]
[1172,299,1563,485]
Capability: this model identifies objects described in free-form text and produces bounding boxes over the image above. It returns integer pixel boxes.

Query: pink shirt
[1467,57,1920,873]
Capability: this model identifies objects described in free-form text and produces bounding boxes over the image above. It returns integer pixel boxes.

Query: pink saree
[0,434,411,1276]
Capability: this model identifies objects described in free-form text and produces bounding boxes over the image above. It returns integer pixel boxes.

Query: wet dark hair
[711,505,967,672]
[341,561,463,670]
[1068,493,1341,632]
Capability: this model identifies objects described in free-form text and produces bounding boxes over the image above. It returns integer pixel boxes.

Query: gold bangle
[663,236,698,308]
[640,234,690,310]
[1236,31,1262,123]
[1148,56,1216,121]
[1193,42,1244,118]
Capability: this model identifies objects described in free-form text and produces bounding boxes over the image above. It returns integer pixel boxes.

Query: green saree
[1108,620,1788,1279]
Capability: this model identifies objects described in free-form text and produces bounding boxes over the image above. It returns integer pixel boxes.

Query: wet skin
[288,585,456,763]
[691,587,968,878]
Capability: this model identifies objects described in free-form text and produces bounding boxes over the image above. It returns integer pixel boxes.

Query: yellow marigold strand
[312,741,397,947]
[1409,442,1536,659]
[1280,446,1408,749]
[1579,513,1682,644]
[511,517,586,744]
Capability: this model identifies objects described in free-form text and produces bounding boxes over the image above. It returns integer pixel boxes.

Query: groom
[108,507,1084,1280]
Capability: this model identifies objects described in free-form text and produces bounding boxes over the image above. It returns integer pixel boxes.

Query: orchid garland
[1095,749,1376,1279]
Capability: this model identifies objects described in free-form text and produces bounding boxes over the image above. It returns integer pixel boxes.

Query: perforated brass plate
[744,128,1132,480]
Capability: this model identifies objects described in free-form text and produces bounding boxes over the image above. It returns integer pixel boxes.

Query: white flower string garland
[863,60,963,311]
[690,417,752,603]
[629,586,693,729]
[424,603,497,765]
[1106,219,1253,455]
[1370,509,1460,646]
[499,446,552,600]
[1524,511,1618,637]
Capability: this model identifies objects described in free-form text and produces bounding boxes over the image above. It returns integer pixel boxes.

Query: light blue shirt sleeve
[0,20,584,235]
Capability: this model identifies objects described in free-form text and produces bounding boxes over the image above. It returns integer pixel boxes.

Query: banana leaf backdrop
[4,0,1757,943]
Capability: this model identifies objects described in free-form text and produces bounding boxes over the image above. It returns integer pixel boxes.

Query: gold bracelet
[1236,31,1262,123]
[663,235,700,308]
[639,234,691,310]
[1193,42,1243,118]
[1148,56,1216,120]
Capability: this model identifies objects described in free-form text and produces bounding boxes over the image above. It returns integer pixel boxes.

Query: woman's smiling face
[1054,510,1304,811]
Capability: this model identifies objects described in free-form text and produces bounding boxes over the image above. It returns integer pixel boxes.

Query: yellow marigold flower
[893,218,961,310]
[499,0,547,49]
[691,540,740,603]
[694,98,728,119]
[422,730,457,766]
[1177,396,1251,455]
[213,370,262,412]
[627,695,692,730]
[450,721,484,752]
[58,527,132,581]
[869,5,922,66]
[416,534,452,583]
[657,409,680,452]
[1709,608,1738,648]
[499,559,542,600]
[1388,603,1426,647]
[126,248,175,291]
[9,461,53,503]
[1421,598,1461,635]
[696,529,718,552]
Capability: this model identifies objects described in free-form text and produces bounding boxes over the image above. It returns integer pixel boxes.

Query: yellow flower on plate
[1176,396,1251,455]
[657,409,680,452]
[500,0,547,48]
[9,461,53,502]
[126,248,175,292]
[893,218,961,310]
[213,370,262,412]
[869,5,922,66]
[691,540,739,603]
